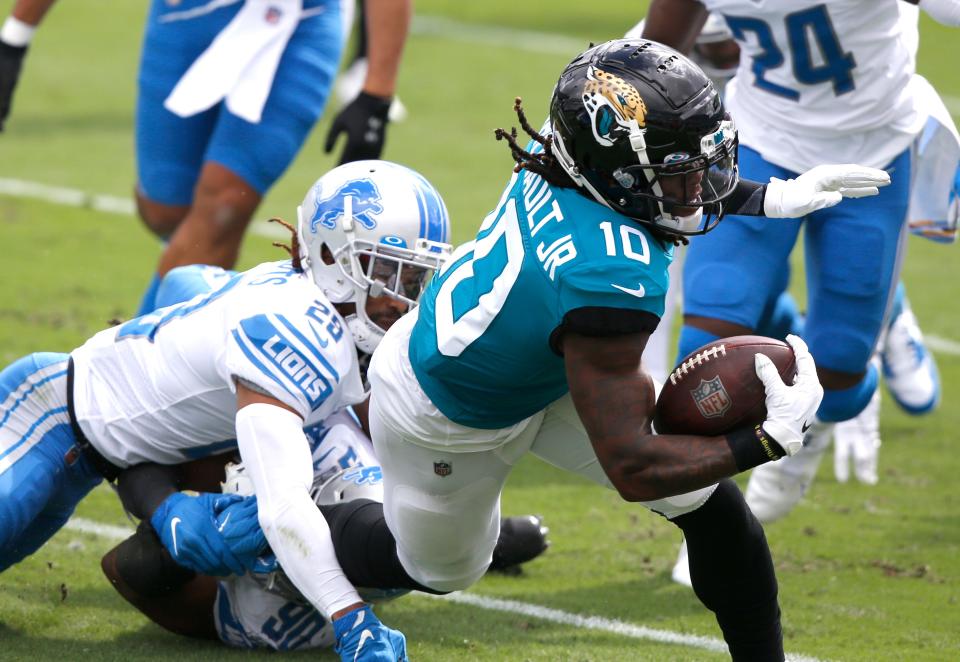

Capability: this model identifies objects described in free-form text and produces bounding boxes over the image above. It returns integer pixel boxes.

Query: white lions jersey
[214,409,380,650]
[702,0,926,171]
[70,261,366,467]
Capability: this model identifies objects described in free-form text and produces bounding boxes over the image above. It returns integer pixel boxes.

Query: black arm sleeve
[116,463,183,520]
[707,178,767,217]
[550,306,661,355]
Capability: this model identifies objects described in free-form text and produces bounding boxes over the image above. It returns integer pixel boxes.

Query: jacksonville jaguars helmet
[297,160,453,353]
[549,39,739,235]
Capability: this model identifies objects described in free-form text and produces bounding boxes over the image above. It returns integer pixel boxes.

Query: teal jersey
[409,168,673,429]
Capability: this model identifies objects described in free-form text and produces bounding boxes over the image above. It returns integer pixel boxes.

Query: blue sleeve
[155,265,237,309]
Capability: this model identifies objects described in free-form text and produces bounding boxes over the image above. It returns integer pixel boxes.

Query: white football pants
[368,311,716,593]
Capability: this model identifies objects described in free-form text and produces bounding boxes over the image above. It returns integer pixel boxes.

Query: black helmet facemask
[550,41,741,236]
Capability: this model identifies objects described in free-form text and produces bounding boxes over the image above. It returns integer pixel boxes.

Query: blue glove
[213,494,269,571]
[150,491,246,576]
[333,605,408,662]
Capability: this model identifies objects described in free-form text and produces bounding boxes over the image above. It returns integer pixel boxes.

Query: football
[653,336,798,436]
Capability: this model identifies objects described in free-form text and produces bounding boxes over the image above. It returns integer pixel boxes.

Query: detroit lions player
[0,0,412,316]
[0,160,451,661]
[98,403,547,650]
[303,41,891,660]
[643,0,960,524]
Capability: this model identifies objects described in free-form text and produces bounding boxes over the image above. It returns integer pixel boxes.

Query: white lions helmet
[297,160,453,353]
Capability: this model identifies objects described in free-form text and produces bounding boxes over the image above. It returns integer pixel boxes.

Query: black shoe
[488,515,549,574]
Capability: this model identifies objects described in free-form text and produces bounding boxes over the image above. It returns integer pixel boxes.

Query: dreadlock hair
[494,98,688,247]
[494,97,576,189]
[269,217,305,272]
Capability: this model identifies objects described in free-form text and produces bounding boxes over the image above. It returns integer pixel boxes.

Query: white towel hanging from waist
[164,0,305,124]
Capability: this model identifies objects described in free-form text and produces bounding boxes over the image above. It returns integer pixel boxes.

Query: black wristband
[725,424,786,472]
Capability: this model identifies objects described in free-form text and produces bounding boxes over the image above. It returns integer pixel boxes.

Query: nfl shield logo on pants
[690,376,732,418]
[434,461,452,477]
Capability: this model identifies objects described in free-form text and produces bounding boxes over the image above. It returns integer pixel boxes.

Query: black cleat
[488,515,550,574]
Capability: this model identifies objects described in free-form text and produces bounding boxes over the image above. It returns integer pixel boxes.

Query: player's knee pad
[113,520,195,597]
[816,363,879,423]
[808,324,877,375]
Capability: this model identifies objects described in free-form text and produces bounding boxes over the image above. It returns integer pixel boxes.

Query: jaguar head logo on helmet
[549,39,740,236]
[296,160,452,354]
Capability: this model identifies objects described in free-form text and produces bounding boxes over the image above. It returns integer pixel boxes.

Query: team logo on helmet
[342,465,383,486]
[690,376,732,419]
[310,179,384,233]
[582,65,647,147]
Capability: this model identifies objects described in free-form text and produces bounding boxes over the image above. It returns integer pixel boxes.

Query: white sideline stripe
[926,333,960,356]
[64,516,133,541]
[0,177,287,239]
[429,592,825,662]
[64,516,823,661]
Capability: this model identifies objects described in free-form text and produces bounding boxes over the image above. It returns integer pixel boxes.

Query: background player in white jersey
[643,0,960,528]
[0,0,412,317]
[294,40,894,660]
[0,160,452,661]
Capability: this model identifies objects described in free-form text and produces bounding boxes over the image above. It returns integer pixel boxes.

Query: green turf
[1,1,959,660]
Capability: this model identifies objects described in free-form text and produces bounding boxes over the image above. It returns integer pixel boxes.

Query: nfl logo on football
[690,376,732,419]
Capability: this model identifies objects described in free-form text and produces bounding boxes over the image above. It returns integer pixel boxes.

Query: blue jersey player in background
[643,0,960,524]
[307,40,891,660]
[0,0,412,315]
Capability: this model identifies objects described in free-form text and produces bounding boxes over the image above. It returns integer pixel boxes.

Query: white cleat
[833,388,881,485]
[671,539,693,588]
[882,305,940,414]
[745,421,833,524]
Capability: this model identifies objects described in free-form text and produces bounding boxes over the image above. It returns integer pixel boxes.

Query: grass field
[1,1,959,660]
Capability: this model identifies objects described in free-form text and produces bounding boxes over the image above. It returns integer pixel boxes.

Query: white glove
[833,390,881,485]
[763,164,891,218]
[920,0,960,27]
[755,334,824,456]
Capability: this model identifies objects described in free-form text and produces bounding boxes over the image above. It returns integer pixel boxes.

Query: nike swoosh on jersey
[171,517,182,556]
[355,629,375,661]
[217,513,231,533]
[611,282,646,298]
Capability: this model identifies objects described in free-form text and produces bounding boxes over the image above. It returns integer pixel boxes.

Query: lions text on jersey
[71,260,366,467]
[409,166,672,430]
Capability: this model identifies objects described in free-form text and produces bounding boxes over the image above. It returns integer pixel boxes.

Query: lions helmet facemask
[297,160,452,353]
[549,39,739,235]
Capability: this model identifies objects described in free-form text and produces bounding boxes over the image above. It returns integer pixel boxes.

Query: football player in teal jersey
[309,40,890,660]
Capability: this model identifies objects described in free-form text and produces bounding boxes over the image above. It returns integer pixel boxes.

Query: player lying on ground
[0,160,454,662]
[213,40,892,660]
[99,403,547,650]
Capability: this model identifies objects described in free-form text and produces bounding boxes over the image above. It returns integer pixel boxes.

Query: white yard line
[0,177,287,240]
[63,515,823,661]
[431,592,824,662]
[64,516,134,541]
